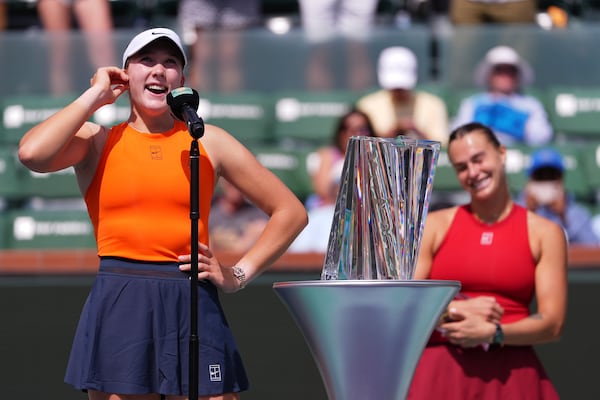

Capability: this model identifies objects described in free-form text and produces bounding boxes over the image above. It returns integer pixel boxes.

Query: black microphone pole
[167,87,204,400]
[189,136,200,400]
[188,119,204,400]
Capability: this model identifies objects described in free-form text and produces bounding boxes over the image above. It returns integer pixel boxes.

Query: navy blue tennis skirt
[64,257,249,396]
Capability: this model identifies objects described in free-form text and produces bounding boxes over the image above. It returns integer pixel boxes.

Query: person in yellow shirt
[356,46,449,146]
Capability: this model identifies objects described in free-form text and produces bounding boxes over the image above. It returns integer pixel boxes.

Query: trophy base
[273,280,461,400]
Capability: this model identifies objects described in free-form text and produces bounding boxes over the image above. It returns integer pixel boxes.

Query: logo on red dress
[480,232,494,245]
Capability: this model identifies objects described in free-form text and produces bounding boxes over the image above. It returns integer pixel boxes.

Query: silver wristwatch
[231,266,247,290]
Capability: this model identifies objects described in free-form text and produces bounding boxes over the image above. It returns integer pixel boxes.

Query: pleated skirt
[408,343,559,400]
[64,257,249,396]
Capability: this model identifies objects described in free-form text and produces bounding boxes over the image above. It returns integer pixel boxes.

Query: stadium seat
[415,82,450,108]
[5,209,95,249]
[579,141,600,203]
[430,149,468,208]
[0,96,108,203]
[554,145,591,201]
[432,149,461,190]
[444,88,479,120]
[0,145,23,200]
[1,94,76,145]
[271,90,360,147]
[503,146,530,196]
[546,86,600,142]
[250,145,317,202]
[19,163,84,211]
[197,92,274,146]
[19,165,81,199]
[0,213,7,249]
[0,144,83,206]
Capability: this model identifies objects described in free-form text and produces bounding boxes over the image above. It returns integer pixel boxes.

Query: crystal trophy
[322,136,441,280]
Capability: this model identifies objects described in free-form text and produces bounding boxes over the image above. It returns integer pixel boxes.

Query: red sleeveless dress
[407,204,559,399]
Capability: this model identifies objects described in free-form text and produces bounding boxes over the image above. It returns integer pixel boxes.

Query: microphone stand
[187,117,204,400]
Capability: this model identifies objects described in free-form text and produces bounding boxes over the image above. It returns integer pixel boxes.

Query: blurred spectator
[307,108,376,210]
[516,147,599,246]
[289,109,375,253]
[209,178,268,252]
[178,0,260,93]
[452,46,553,147]
[37,0,115,95]
[450,0,537,25]
[356,46,449,145]
[298,0,378,91]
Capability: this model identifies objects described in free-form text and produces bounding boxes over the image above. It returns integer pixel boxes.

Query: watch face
[233,267,244,279]
[494,324,504,344]
[232,266,246,288]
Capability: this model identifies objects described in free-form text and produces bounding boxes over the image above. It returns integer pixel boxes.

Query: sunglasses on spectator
[492,64,519,75]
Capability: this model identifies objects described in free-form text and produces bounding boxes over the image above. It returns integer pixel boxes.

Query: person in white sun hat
[452,45,553,147]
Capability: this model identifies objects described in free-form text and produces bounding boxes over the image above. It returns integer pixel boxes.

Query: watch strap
[492,323,504,346]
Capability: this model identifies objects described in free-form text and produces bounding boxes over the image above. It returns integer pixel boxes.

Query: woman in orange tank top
[408,122,567,399]
[18,28,308,400]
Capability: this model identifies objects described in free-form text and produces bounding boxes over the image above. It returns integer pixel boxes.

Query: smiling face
[448,128,507,201]
[125,38,185,119]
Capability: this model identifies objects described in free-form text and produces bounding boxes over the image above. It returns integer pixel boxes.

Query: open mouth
[146,84,168,95]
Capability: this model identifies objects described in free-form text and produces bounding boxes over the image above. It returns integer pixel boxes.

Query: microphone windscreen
[166,87,200,121]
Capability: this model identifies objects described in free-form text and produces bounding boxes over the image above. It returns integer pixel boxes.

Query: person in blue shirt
[452,46,553,147]
[517,147,599,246]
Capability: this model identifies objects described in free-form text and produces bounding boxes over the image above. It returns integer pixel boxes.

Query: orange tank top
[85,121,214,261]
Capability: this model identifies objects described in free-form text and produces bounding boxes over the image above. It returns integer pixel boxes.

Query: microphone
[167,87,205,139]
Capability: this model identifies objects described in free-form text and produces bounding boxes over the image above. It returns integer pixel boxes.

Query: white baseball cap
[474,45,534,87]
[122,28,187,68]
[377,47,418,90]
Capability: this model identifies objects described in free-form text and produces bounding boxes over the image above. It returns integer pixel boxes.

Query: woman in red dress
[409,122,567,399]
